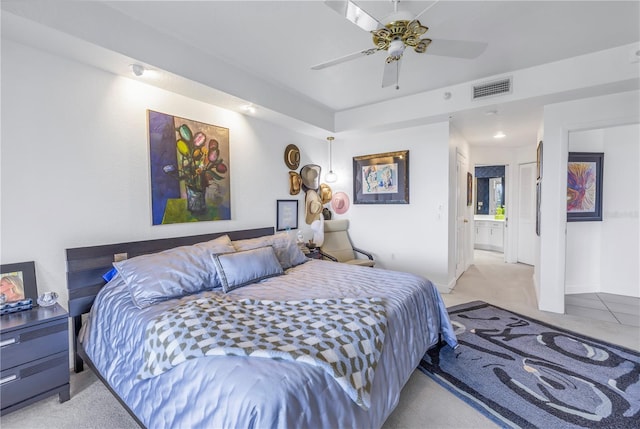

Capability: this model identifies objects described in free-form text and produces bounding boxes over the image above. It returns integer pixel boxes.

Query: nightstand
[0,303,70,415]
[305,248,322,260]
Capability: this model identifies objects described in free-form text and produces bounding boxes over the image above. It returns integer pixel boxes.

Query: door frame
[455,150,471,278]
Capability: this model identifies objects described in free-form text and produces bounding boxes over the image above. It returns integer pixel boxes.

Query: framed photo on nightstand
[1,261,39,308]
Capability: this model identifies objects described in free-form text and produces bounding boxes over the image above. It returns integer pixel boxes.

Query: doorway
[473,165,507,258]
[455,151,471,279]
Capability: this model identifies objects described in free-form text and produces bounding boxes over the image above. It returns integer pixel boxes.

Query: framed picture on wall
[567,152,604,222]
[352,150,409,204]
[276,199,298,231]
[148,110,231,226]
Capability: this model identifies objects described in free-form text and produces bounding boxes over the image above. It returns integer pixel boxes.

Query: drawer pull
[0,338,17,347]
[0,374,17,385]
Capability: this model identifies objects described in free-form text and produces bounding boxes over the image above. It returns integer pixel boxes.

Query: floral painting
[567,152,603,222]
[148,110,230,225]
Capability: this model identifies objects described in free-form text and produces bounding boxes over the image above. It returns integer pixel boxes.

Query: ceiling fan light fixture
[325,136,338,183]
[388,38,405,58]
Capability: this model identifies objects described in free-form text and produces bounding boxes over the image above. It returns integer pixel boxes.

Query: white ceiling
[2,0,639,147]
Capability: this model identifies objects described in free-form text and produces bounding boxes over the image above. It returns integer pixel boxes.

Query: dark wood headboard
[66,226,274,373]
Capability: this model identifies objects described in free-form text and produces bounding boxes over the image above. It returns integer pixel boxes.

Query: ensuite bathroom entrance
[474,165,506,255]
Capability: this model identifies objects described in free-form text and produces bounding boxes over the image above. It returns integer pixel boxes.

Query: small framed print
[276,199,299,231]
[1,261,38,304]
[353,150,409,204]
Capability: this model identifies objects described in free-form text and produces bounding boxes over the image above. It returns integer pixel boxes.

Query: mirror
[475,165,506,215]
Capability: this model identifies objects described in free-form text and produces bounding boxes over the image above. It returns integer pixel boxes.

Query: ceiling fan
[313,0,487,89]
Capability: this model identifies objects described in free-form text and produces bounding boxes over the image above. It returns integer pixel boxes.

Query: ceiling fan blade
[426,39,488,59]
[382,58,402,88]
[325,0,382,32]
[311,47,379,70]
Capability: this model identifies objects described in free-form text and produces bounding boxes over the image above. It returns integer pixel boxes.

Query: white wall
[1,38,461,306]
[565,125,640,297]
[540,90,640,313]
[329,122,454,291]
[0,39,327,305]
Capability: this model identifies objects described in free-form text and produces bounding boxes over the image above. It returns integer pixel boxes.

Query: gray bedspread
[81,259,457,429]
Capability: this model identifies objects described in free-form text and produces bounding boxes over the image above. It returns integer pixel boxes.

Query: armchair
[319,219,375,267]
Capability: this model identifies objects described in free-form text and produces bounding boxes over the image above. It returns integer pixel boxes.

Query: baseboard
[532,273,540,305]
[435,278,457,294]
[565,284,600,295]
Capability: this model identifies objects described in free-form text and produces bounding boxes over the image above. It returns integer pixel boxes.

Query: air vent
[472,77,512,100]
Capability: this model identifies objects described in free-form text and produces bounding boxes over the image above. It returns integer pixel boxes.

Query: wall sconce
[325,136,337,183]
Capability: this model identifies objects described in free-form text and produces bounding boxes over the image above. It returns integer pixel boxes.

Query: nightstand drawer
[0,318,68,370]
[0,351,68,409]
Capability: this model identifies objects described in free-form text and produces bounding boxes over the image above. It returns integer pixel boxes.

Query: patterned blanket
[139,294,387,409]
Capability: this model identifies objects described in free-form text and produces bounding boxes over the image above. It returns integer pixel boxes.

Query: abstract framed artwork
[148,110,231,225]
[276,199,299,231]
[353,150,409,204]
[567,152,604,222]
[0,261,38,304]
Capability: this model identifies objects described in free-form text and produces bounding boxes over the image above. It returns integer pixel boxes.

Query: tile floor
[565,292,640,327]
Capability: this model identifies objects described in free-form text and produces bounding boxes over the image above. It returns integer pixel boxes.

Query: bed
[66,227,457,428]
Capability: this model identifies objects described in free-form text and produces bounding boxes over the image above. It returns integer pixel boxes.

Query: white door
[456,152,469,278]
[517,162,536,264]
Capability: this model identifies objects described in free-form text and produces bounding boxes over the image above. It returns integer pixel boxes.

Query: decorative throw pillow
[114,235,235,309]
[212,246,284,293]
[232,232,307,269]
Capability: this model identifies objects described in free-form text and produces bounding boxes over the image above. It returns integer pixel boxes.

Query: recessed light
[242,104,256,114]
[485,109,497,116]
[493,131,506,139]
[130,64,145,77]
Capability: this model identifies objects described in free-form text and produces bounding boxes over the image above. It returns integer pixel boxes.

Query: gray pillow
[114,235,235,309]
[232,232,307,269]
[212,246,284,293]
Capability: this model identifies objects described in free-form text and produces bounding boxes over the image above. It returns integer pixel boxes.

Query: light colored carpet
[0,369,136,429]
[2,250,638,428]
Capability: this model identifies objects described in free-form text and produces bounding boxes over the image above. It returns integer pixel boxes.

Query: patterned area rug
[419,301,640,429]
